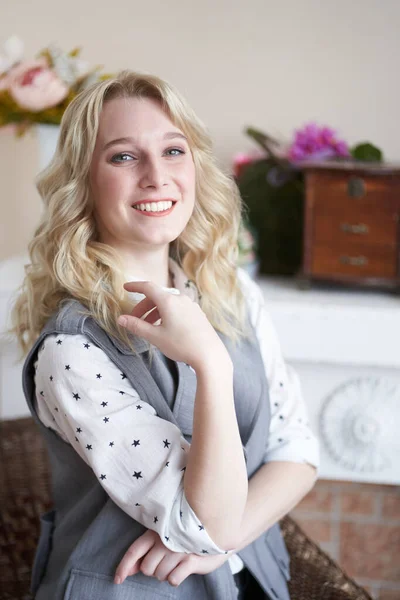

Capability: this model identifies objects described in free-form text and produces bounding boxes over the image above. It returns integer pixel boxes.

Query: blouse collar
[125,257,200,304]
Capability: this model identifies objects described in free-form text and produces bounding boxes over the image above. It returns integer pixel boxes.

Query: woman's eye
[111,153,134,163]
[165,147,185,157]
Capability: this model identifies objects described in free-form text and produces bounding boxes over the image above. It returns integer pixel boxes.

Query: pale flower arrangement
[0,36,113,135]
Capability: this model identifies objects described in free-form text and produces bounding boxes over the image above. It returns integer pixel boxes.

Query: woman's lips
[132,202,177,217]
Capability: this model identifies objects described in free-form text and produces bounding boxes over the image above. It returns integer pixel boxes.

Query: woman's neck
[118,248,172,288]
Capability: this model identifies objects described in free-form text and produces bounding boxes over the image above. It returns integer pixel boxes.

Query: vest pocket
[64,568,177,599]
[30,509,56,595]
[265,525,291,580]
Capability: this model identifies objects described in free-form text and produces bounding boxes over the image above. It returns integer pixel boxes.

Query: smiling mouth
[132,200,177,216]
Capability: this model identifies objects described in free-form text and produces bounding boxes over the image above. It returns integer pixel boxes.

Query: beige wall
[1,0,399,261]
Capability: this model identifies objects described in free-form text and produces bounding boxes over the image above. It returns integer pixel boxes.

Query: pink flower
[333,140,350,157]
[287,122,350,162]
[233,151,265,178]
[1,57,69,112]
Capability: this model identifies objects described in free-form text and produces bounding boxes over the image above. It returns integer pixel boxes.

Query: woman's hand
[118,281,231,371]
[114,529,231,587]
[165,551,231,587]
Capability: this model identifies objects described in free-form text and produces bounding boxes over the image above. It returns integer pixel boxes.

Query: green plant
[350,142,383,162]
[236,128,304,276]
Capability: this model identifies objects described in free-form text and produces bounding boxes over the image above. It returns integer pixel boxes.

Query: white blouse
[33,259,319,574]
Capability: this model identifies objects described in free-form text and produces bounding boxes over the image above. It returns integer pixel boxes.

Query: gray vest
[22,299,290,600]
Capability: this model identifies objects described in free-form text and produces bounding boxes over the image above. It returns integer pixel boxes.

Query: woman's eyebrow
[103,137,134,151]
[163,131,188,142]
[102,132,188,151]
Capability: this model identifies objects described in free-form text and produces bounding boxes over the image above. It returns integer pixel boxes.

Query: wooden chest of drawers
[300,162,400,290]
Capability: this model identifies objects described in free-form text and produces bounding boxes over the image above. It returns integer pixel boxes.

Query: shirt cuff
[163,490,230,556]
[263,437,320,472]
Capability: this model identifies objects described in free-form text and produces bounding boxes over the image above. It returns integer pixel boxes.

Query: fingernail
[114,575,122,584]
[118,316,128,327]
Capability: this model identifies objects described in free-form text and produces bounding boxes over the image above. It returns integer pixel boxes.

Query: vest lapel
[172,361,197,437]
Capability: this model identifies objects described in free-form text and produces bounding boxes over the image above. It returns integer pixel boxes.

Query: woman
[12,71,319,599]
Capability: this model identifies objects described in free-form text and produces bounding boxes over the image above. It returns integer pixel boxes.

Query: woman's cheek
[96,170,128,202]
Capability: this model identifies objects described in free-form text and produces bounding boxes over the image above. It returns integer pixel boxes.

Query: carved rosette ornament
[320,378,400,473]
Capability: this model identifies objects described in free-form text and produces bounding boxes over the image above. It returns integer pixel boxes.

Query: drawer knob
[340,223,369,235]
[347,177,365,198]
[339,255,368,266]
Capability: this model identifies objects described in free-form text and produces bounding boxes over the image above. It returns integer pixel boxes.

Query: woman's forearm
[235,461,317,552]
[184,358,248,550]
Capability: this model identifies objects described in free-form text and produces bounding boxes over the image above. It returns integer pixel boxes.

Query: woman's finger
[144,308,161,324]
[139,545,167,578]
[117,312,161,341]
[123,280,168,304]
[167,556,196,587]
[154,552,186,582]
[131,296,157,319]
[114,531,155,584]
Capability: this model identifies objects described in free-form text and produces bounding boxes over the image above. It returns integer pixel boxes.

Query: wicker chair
[0,418,373,600]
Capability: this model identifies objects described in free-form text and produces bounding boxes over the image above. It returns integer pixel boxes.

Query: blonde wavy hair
[11,70,251,356]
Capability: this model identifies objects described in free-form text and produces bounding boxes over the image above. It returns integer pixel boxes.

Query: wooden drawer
[311,242,397,279]
[302,163,400,288]
[309,170,400,208]
[313,206,398,248]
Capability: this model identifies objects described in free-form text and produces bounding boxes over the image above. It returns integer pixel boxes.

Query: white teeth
[133,201,173,212]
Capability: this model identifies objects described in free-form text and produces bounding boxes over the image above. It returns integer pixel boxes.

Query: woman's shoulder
[237,266,263,302]
[237,267,266,322]
[236,267,282,349]
[35,332,112,375]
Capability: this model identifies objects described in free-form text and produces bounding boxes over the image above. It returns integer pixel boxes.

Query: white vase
[36,124,60,171]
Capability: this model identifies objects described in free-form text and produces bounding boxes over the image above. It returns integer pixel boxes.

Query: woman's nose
[139,157,167,189]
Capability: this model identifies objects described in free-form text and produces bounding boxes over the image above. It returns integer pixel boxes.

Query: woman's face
[89,96,196,252]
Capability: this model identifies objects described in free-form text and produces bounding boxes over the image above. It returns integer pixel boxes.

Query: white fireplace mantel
[257,276,400,486]
[258,276,400,369]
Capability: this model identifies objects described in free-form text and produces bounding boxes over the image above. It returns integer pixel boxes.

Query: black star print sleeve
[33,333,228,556]
[237,267,320,470]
